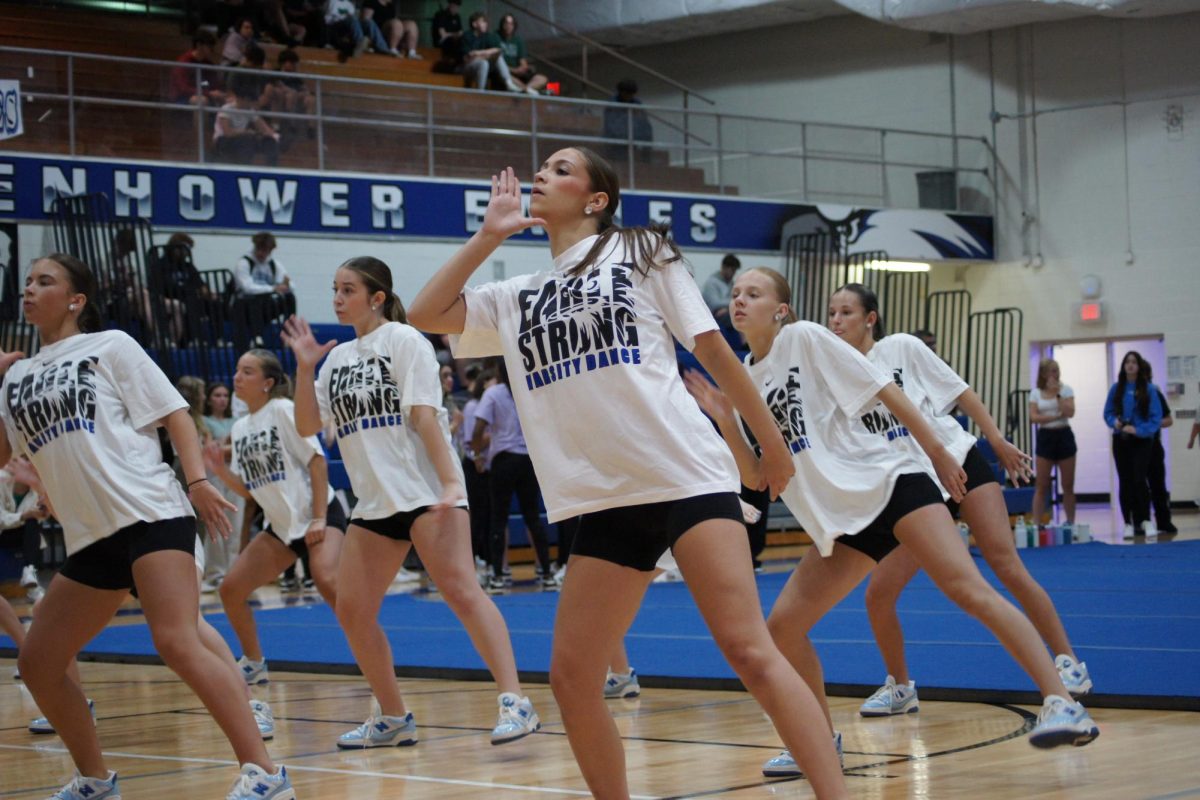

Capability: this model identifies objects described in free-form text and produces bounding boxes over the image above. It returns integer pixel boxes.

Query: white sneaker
[1123,523,1136,540]
[603,669,641,699]
[490,692,539,745]
[337,709,417,749]
[1143,521,1158,539]
[237,656,269,685]
[762,731,843,777]
[1055,654,1093,697]
[30,698,95,734]
[47,770,120,799]
[20,564,38,588]
[250,699,275,740]
[393,568,421,584]
[225,763,294,800]
[1029,694,1099,748]
[859,675,919,717]
[652,567,683,583]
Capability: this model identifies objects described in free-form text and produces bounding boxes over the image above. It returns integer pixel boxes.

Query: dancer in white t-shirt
[0,254,293,800]
[408,151,847,799]
[282,256,541,749]
[204,349,345,687]
[826,284,1092,718]
[685,268,1098,776]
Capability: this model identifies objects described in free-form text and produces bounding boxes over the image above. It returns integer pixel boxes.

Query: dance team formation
[1,146,1100,800]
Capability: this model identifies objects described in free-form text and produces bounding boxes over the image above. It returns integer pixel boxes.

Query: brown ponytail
[247,348,293,399]
[40,253,103,333]
[339,256,407,323]
[565,146,684,278]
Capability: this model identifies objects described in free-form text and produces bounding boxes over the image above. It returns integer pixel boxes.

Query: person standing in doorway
[1103,350,1163,539]
[1029,359,1077,528]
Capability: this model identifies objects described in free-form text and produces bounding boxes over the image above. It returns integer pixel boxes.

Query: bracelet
[187,478,209,490]
[308,518,326,528]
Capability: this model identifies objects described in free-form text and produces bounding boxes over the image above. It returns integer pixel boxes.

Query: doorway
[1029,337,1167,525]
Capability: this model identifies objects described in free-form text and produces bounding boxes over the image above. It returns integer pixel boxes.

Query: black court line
[653,703,1036,799]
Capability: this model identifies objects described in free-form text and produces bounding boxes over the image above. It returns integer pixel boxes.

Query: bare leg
[675,521,847,798]
[963,483,1076,659]
[198,612,252,702]
[862,546,921,685]
[308,526,344,607]
[549,555,652,799]
[0,596,26,647]
[17,574,125,778]
[610,640,631,675]
[1059,456,1077,524]
[767,543,875,731]
[1032,456,1054,525]
[334,525,410,716]
[382,18,402,50]
[134,550,274,769]
[219,533,296,661]
[894,504,1070,698]
[413,508,521,694]
[400,20,419,54]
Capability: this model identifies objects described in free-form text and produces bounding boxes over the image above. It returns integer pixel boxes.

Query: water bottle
[1014,516,1028,549]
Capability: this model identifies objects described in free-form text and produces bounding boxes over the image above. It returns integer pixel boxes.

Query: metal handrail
[494,0,717,107]
[0,44,996,209]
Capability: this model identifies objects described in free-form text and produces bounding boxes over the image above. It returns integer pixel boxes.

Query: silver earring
[68,303,77,311]
[773,313,783,322]
[371,304,378,311]
[584,207,592,215]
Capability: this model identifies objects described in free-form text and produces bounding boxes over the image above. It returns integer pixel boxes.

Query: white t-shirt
[230,397,331,544]
[452,233,739,521]
[0,330,193,555]
[315,322,464,519]
[866,334,977,480]
[742,322,932,556]
[1032,384,1074,430]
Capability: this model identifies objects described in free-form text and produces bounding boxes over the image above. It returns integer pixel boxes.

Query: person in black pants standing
[1103,351,1164,539]
[472,359,554,591]
[1144,367,1176,533]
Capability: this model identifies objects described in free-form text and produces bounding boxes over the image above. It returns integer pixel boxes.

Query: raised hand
[480,166,546,240]
[282,315,336,370]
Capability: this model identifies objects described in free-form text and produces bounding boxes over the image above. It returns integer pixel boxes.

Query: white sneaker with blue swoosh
[225,763,295,800]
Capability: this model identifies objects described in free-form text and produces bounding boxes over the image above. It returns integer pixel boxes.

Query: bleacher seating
[0,3,727,193]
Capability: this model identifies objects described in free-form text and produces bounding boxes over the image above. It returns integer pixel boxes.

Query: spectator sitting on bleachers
[169,29,226,105]
[261,49,317,142]
[702,253,740,324]
[497,14,546,95]
[284,0,325,46]
[109,229,187,344]
[233,42,271,103]
[462,12,520,92]
[221,17,257,65]
[432,0,465,68]
[601,78,653,160]
[212,74,281,166]
[230,231,297,349]
[258,0,306,46]
[361,0,420,59]
[325,0,398,58]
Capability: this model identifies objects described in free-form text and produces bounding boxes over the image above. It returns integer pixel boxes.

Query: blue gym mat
[8,540,1200,709]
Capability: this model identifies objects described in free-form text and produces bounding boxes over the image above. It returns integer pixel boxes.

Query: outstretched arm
[408,166,545,334]
[875,383,968,501]
[202,439,253,500]
[164,409,237,539]
[955,387,1032,485]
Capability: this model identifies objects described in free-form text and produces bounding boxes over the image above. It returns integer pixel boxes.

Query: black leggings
[1113,434,1153,527]
[1148,436,1172,528]
[488,451,551,577]
[462,455,491,562]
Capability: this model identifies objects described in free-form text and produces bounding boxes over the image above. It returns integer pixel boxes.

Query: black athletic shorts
[571,492,744,572]
[945,445,1002,518]
[60,516,198,591]
[1035,427,1077,462]
[351,505,434,542]
[267,497,348,555]
[837,473,944,563]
